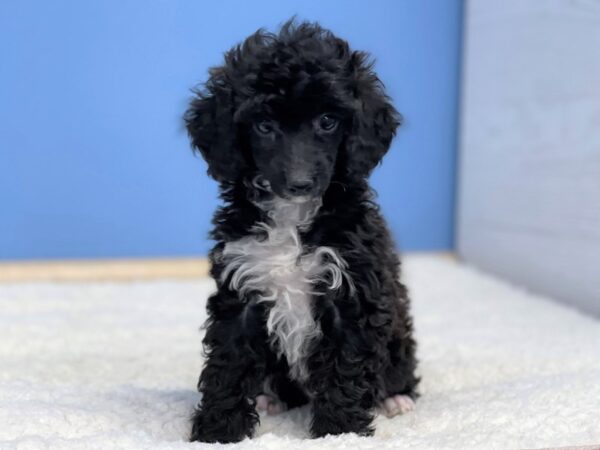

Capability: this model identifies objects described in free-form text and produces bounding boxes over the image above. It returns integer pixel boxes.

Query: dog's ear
[344,52,401,179]
[184,71,245,183]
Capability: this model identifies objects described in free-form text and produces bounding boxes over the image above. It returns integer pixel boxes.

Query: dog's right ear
[184,73,245,183]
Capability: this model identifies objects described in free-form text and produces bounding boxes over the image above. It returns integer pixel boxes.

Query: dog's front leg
[307,314,377,438]
[190,293,267,443]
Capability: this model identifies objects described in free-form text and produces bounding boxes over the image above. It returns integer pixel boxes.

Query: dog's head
[185,20,401,201]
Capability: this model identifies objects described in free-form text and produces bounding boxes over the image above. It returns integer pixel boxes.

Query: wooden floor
[0,253,455,282]
[0,258,210,282]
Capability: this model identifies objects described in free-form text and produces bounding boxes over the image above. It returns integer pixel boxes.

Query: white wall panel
[458,0,600,315]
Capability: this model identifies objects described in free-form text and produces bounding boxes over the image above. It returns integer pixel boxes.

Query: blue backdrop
[0,0,463,260]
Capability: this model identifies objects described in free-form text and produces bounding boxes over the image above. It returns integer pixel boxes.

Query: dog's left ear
[344,52,402,178]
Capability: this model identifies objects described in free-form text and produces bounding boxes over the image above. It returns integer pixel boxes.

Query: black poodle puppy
[184,19,419,443]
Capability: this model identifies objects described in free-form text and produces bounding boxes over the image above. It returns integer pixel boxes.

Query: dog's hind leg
[255,360,310,415]
[255,393,285,415]
[380,394,416,417]
[255,376,286,416]
[268,369,310,412]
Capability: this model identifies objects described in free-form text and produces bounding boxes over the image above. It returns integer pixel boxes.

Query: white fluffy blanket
[1,255,599,449]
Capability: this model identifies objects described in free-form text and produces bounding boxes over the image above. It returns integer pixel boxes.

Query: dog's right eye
[254,120,275,135]
[316,114,339,133]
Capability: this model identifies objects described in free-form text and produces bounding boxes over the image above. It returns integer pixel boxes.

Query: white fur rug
[1,255,599,450]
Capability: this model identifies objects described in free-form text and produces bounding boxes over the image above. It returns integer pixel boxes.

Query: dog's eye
[317,114,338,132]
[254,120,275,135]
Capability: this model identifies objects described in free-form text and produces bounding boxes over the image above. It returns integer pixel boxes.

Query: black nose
[288,179,315,195]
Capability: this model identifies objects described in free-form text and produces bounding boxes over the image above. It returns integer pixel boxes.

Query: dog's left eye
[254,120,275,135]
[317,114,338,132]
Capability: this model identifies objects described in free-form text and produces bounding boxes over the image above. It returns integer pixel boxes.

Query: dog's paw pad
[255,394,286,415]
[382,394,415,418]
[255,394,270,412]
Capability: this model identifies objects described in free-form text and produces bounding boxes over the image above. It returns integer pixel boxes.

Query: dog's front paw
[190,407,258,443]
[311,406,374,438]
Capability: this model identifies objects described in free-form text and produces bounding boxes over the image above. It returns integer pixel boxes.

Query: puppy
[184,20,419,443]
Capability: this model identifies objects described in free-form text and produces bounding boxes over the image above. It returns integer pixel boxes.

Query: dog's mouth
[284,194,313,204]
[278,188,321,204]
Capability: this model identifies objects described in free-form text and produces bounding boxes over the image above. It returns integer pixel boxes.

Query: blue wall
[0,0,462,260]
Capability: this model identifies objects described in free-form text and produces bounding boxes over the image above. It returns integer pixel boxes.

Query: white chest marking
[220,197,353,380]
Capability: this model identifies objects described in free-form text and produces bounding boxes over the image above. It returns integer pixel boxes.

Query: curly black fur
[185,19,419,443]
